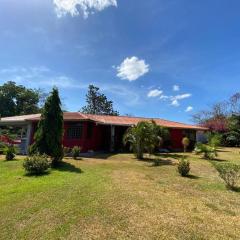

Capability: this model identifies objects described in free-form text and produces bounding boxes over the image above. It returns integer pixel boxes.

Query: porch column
[110,125,115,152]
[25,123,32,154]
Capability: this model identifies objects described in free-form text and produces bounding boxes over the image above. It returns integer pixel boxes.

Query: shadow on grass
[154,153,184,160]
[55,161,83,174]
[140,158,175,167]
[226,186,240,192]
[186,174,200,180]
[25,171,51,177]
[83,153,118,160]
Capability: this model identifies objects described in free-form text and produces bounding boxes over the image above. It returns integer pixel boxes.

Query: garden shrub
[215,163,240,190]
[194,143,217,160]
[177,157,190,177]
[23,154,50,175]
[72,146,81,159]
[4,145,16,161]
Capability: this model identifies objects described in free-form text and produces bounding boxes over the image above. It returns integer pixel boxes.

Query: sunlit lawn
[0,148,240,239]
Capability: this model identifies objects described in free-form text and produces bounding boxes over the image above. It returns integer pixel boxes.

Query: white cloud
[53,0,117,18]
[147,89,163,98]
[171,99,180,107]
[117,56,149,81]
[173,93,192,100]
[185,106,193,112]
[170,93,192,107]
[173,85,180,91]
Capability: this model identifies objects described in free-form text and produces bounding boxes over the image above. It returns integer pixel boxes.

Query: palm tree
[123,121,169,159]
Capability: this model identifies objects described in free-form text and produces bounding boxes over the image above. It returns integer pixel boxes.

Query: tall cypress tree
[31,88,63,166]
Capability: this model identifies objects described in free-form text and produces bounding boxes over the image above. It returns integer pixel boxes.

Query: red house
[0,112,207,154]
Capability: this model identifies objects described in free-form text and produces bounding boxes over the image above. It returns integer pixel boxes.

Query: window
[66,124,83,139]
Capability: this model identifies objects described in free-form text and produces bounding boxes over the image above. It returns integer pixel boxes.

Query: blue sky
[0,0,240,123]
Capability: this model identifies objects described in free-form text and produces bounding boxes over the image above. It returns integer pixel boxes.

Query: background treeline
[193,92,240,147]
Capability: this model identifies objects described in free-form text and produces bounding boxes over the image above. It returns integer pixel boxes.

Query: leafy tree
[0,81,41,117]
[123,121,169,159]
[224,114,240,147]
[31,88,63,166]
[81,85,119,116]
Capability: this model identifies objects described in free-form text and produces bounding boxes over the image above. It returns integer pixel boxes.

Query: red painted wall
[30,121,188,152]
[170,129,184,150]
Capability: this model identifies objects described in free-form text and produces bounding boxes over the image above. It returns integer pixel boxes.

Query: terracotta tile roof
[0,112,207,130]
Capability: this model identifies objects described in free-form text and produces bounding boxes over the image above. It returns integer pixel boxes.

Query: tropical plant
[182,137,190,152]
[215,163,240,190]
[30,88,64,166]
[194,143,217,160]
[23,154,50,175]
[123,121,169,159]
[177,157,190,177]
[72,146,81,160]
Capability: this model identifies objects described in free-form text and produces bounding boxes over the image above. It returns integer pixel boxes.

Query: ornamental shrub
[215,163,240,190]
[72,146,81,160]
[4,145,16,161]
[177,157,190,177]
[23,154,50,175]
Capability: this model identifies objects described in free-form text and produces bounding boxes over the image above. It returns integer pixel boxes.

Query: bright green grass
[0,148,240,239]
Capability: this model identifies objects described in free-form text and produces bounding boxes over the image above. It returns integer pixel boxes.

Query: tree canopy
[192,92,240,147]
[0,81,42,117]
[81,85,119,116]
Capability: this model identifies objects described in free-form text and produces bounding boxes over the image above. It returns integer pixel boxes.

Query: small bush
[194,143,217,160]
[215,163,240,190]
[72,146,81,160]
[4,145,16,161]
[23,154,50,175]
[177,157,190,177]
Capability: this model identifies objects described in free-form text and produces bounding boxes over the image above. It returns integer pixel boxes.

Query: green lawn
[0,148,240,239]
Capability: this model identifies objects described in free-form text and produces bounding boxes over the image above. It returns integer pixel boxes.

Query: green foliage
[207,133,222,147]
[177,157,190,176]
[182,137,190,152]
[0,81,41,117]
[194,143,217,160]
[0,141,6,154]
[23,154,50,175]
[152,159,161,166]
[215,163,240,190]
[72,146,81,159]
[81,85,119,116]
[224,115,240,147]
[123,121,169,159]
[31,88,64,166]
[4,145,16,161]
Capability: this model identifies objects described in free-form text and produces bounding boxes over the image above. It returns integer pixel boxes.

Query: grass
[0,148,240,239]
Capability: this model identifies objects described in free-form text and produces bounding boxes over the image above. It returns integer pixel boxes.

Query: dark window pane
[66,125,83,139]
